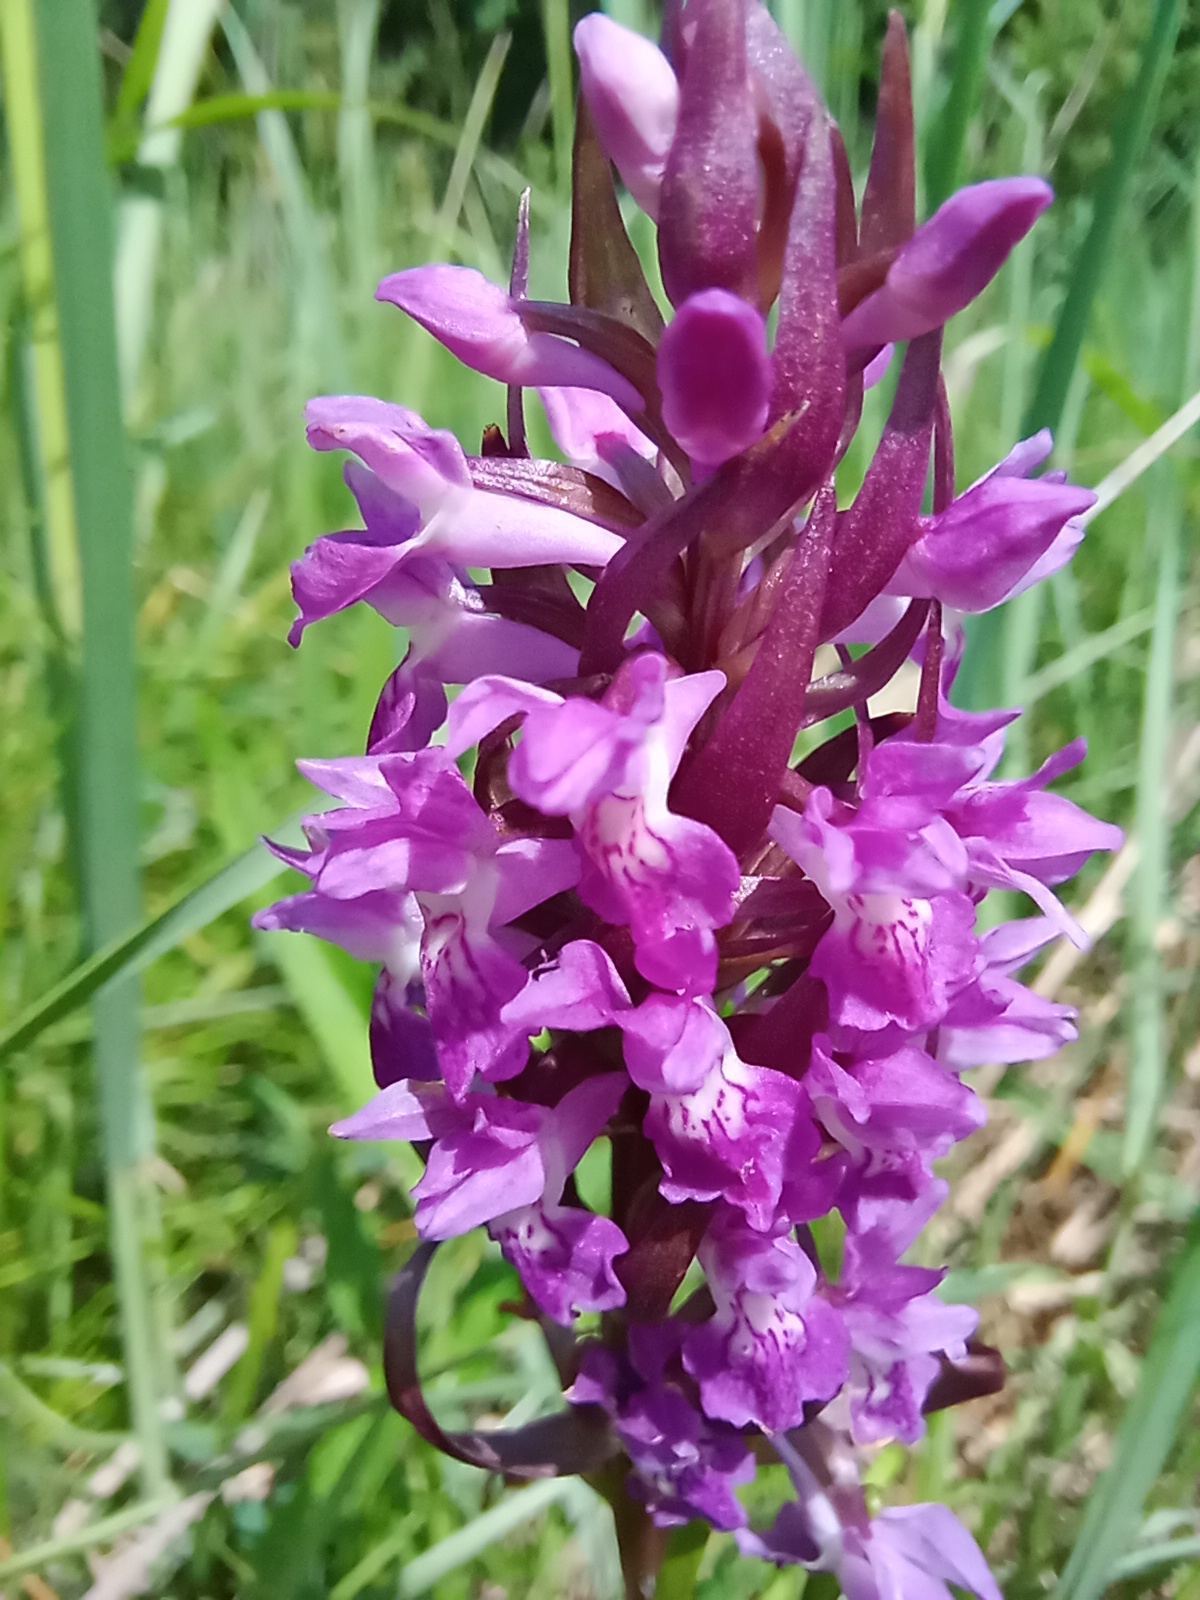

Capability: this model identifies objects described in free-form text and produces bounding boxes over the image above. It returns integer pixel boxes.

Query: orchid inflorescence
[256,5,1121,1594]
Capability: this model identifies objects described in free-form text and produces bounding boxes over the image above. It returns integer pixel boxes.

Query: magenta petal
[492,1204,628,1323]
[620,994,727,1094]
[421,911,531,1099]
[843,176,1053,349]
[445,676,561,761]
[684,1218,849,1431]
[377,265,643,410]
[288,531,410,645]
[658,290,771,467]
[501,940,631,1034]
[894,475,1095,611]
[574,14,679,219]
[413,1099,547,1238]
[875,1505,1002,1600]
[330,1078,459,1142]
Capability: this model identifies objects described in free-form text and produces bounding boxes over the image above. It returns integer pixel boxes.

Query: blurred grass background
[1,0,1198,1595]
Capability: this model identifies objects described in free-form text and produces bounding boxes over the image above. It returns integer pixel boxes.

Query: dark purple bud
[658,0,759,306]
[658,289,771,468]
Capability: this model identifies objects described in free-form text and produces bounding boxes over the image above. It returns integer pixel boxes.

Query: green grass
[1,1,1198,1596]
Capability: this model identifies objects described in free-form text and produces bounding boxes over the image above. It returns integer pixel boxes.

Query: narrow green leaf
[111,0,170,136]
[924,0,993,208]
[114,0,224,399]
[541,0,574,190]
[395,1478,576,1597]
[1122,471,1182,1176]
[0,830,296,1063]
[1023,0,1182,437]
[1053,1210,1200,1600]
[1112,1535,1200,1581]
[655,1520,710,1600]
[8,0,173,1494]
[221,1220,298,1425]
[0,1496,179,1585]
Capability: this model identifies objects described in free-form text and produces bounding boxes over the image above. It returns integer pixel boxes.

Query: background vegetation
[1,1,1198,1595]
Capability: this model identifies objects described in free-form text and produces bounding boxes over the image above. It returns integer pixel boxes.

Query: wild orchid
[257,6,1121,1594]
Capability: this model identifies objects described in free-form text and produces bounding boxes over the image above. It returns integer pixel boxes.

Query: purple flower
[938,918,1078,1068]
[771,789,980,1035]
[259,752,579,1098]
[834,1229,978,1445]
[804,1036,985,1164]
[306,396,625,571]
[887,435,1096,613]
[333,1074,623,1258]
[449,653,740,993]
[684,1211,849,1432]
[843,176,1053,350]
[571,1331,756,1530]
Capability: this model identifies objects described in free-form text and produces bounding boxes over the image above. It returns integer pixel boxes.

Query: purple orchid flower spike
[258,6,1122,1593]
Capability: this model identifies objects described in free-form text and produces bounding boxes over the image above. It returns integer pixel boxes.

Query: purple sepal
[332,1073,623,1244]
[683,1212,849,1432]
[836,1229,978,1445]
[491,1204,628,1323]
[376,265,642,411]
[306,396,624,571]
[843,176,1053,349]
[938,920,1078,1069]
[891,447,1094,612]
[573,14,679,219]
[805,1036,984,1162]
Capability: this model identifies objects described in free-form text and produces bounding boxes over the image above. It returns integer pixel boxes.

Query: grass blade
[541,0,574,192]
[1052,1210,1200,1600]
[0,830,298,1062]
[1022,0,1181,437]
[115,0,224,401]
[924,0,993,208]
[396,1477,577,1597]
[4,0,174,1492]
[1121,469,1182,1176]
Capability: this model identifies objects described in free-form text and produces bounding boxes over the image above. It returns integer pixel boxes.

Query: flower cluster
[257,6,1120,1593]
